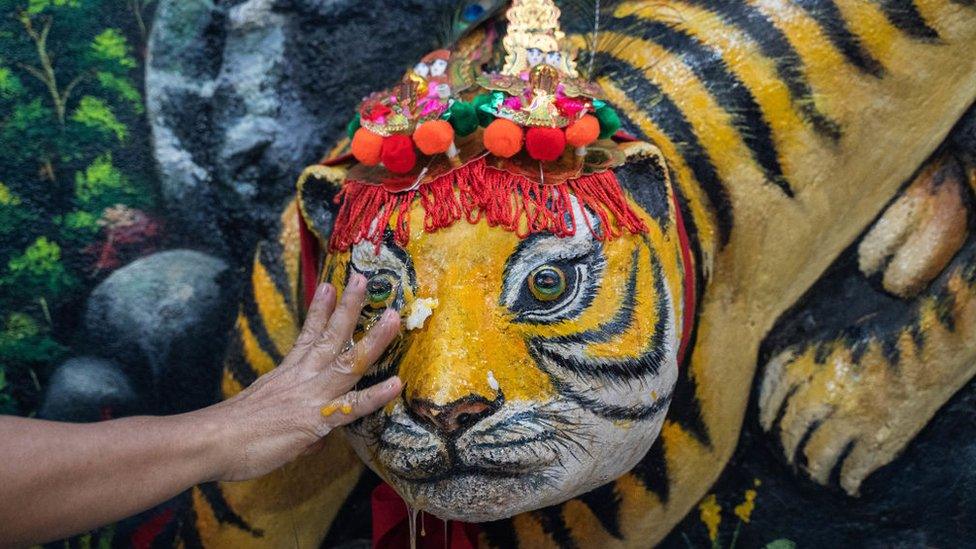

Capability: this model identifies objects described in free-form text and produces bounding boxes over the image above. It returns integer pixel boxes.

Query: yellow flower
[734,489,758,524]
[698,494,722,542]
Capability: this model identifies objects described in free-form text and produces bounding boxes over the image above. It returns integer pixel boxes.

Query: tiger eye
[365,274,396,307]
[529,266,567,302]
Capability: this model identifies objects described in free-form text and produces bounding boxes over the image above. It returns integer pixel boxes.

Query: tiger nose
[408,396,497,437]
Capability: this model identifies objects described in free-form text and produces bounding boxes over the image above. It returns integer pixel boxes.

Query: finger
[291,284,336,352]
[324,308,401,395]
[321,273,368,350]
[320,376,403,427]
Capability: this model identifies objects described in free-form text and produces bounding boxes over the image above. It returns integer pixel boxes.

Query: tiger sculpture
[170,1,976,547]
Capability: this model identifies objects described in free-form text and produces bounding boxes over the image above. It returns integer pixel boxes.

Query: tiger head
[307,143,691,521]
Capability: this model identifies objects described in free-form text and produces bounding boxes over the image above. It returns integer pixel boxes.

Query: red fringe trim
[328,158,648,252]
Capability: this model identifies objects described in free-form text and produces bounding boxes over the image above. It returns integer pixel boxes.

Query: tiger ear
[296,163,348,245]
[618,139,668,167]
[613,140,674,228]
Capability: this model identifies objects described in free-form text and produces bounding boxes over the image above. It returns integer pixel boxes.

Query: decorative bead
[525,126,566,162]
[595,105,622,140]
[472,93,498,127]
[448,101,479,136]
[381,134,417,174]
[346,113,361,140]
[565,114,601,147]
[413,120,456,155]
[484,119,525,158]
[351,128,383,165]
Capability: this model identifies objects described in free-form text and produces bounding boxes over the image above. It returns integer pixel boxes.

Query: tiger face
[323,153,685,521]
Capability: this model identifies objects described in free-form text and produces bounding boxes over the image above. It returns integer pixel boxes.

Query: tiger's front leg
[758,153,976,495]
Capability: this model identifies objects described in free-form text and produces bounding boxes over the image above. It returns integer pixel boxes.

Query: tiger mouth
[390,465,544,485]
[376,430,568,483]
[358,403,589,485]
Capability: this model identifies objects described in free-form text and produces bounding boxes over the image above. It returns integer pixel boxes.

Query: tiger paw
[757,334,971,496]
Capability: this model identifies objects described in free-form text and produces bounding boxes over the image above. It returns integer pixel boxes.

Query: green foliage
[58,209,100,246]
[0,65,23,97]
[74,153,139,211]
[0,368,17,415]
[72,95,126,142]
[0,0,158,418]
[2,98,58,164]
[3,237,78,300]
[96,71,142,113]
[90,29,137,71]
[0,182,38,247]
[27,0,80,14]
[0,311,65,366]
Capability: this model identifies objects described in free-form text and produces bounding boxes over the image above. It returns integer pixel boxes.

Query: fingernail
[381,308,399,323]
[317,283,332,298]
[386,376,401,391]
[351,273,366,290]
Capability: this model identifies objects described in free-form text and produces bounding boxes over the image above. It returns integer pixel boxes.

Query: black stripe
[555,383,674,421]
[875,0,941,40]
[241,288,285,364]
[828,440,856,488]
[546,248,639,346]
[224,331,259,389]
[197,483,264,536]
[257,239,295,311]
[594,51,734,245]
[532,246,669,383]
[481,518,520,549]
[935,286,957,331]
[320,470,382,548]
[684,0,843,140]
[352,338,404,391]
[178,504,204,549]
[793,0,886,77]
[630,437,670,503]
[534,506,579,549]
[577,482,624,539]
[612,15,794,197]
[795,413,831,467]
[613,103,642,141]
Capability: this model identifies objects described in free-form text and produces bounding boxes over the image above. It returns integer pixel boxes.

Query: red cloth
[372,483,480,549]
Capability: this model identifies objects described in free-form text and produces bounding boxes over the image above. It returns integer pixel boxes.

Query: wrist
[173,403,238,484]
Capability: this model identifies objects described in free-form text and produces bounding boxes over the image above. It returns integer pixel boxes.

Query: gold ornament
[501,0,579,78]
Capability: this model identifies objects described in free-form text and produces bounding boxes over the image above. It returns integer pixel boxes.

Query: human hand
[205,275,402,482]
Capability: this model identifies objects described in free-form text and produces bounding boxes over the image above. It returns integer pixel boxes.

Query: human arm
[0,276,400,546]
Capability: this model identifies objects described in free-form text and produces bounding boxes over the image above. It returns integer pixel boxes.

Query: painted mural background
[1,1,974,547]
[0,0,161,419]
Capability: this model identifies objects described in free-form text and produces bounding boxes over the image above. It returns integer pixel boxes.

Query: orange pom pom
[484,119,524,158]
[413,120,455,155]
[351,128,383,165]
[565,114,600,148]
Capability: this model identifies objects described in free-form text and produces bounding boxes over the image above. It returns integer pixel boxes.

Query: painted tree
[0,0,157,414]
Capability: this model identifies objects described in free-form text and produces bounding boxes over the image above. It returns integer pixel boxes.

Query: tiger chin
[320,146,687,522]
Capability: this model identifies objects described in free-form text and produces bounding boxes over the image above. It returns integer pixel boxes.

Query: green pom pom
[448,101,479,136]
[472,93,497,127]
[595,106,621,140]
[346,114,361,139]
